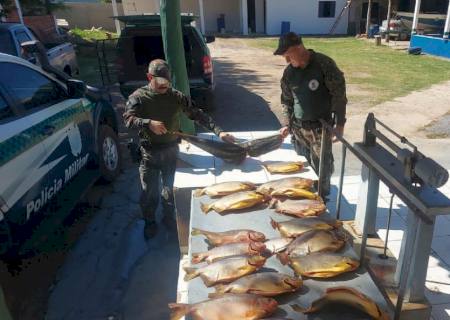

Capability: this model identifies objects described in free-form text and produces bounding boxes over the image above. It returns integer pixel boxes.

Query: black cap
[273,32,303,55]
[148,59,171,81]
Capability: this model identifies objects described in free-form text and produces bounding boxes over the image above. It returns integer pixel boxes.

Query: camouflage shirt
[123,86,222,145]
[280,50,347,127]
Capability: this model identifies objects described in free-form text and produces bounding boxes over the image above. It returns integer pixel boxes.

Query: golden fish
[191,228,266,246]
[183,255,266,287]
[270,217,342,238]
[211,272,302,297]
[264,238,293,254]
[291,287,390,320]
[191,241,266,264]
[262,161,304,174]
[169,293,278,320]
[256,177,314,195]
[194,181,256,197]
[270,187,320,200]
[286,253,359,278]
[270,198,326,217]
[278,230,346,261]
[200,191,267,214]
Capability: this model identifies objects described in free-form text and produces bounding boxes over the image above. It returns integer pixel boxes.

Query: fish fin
[191,228,204,236]
[208,292,226,299]
[191,253,206,264]
[291,303,308,313]
[270,218,278,230]
[193,188,204,197]
[213,283,227,294]
[277,252,289,265]
[183,266,199,281]
[168,303,191,320]
[200,203,211,214]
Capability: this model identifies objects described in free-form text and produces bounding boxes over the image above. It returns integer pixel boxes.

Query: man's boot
[144,220,158,239]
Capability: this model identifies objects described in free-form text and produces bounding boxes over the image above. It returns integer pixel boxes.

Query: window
[14,30,32,45]
[319,1,336,18]
[0,32,16,55]
[0,62,67,112]
[0,94,13,121]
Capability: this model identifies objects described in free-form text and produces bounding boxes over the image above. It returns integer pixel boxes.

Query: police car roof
[0,52,33,64]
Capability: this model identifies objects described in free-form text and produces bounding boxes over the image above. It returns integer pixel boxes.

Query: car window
[14,30,32,44]
[0,62,67,112]
[0,94,13,121]
[0,32,16,55]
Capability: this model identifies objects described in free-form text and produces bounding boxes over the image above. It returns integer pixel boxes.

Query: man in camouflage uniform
[124,59,235,239]
[274,32,347,199]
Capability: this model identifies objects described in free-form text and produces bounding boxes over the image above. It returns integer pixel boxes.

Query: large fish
[239,134,284,157]
[264,237,293,254]
[194,181,256,197]
[211,272,302,297]
[191,241,266,264]
[285,253,359,278]
[169,293,278,320]
[191,228,266,246]
[291,287,390,320]
[270,198,326,217]
[201,191,267,214]
[184,255,266,287]
[278,230,346,262]
[256,177,314,195]
[262,161,304,174]
[270,217,342,238]
[270,187,320,200]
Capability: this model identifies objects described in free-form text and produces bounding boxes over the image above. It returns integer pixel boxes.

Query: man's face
[147,74,170,94]
[282,45,308,68]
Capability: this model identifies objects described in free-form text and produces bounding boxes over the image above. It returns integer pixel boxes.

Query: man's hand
[332,125,344,142]
[219,132,236,144]
[279,126,289,139]
[149,120,167,135]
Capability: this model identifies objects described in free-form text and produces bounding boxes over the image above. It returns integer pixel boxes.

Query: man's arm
[123,95,149,129]
[321,57,347,128]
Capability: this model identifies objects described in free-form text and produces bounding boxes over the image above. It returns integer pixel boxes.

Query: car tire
[97,125,121,182]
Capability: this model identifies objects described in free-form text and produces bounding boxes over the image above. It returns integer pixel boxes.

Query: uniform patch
[309,79,320,91]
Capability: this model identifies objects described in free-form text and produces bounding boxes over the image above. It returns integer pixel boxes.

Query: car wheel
[98,125,121,182]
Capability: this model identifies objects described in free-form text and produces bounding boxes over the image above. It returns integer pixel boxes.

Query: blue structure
[410,35,450,59]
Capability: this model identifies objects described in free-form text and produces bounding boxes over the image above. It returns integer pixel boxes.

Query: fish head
[344,257,360,269]
[249,241,266,254]
[249,231,266,242]
[283,276,303,290]
[255,296,278,314]
[247,255,267,267]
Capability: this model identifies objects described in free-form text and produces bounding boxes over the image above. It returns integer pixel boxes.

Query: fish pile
[262,161,304,174]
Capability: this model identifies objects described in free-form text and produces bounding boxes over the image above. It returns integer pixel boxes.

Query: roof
[114,14,197,26]
[0,23,22,31]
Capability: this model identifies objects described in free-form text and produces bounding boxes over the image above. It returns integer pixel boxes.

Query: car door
[0,61,94,223]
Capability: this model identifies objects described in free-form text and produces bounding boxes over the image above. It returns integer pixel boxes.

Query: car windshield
[0,32,16,55]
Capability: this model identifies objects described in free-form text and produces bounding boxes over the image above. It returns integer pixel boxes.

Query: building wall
[348,0,390,35]
[54,3,124,31]
[204,0,241,33]
[265,0,349,35]
[255,0,265,33]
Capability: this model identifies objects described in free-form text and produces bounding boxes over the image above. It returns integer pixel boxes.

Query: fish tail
[270,218,279,230]
[291,303,308,313]
[191,227,204,236]
[191,253,206,264]
[183,266,199,281]
[200,203,211,214]
[277,252,289,265]
[193,188,204,197]
[168,303,191,320]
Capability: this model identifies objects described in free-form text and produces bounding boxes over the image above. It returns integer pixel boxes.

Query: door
[248,0,256,34]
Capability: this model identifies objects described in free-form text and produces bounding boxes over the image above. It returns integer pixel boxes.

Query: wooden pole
[13,0,24,25]
[385,0,392,42]
[412,0,422,35]
[365,0,372,38]
[444,0,450,39]
[111,0,121,35]
[198,0,205,34]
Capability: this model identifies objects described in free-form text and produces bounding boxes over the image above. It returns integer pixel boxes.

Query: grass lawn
[69,28,118,42]
[247,37,450,107]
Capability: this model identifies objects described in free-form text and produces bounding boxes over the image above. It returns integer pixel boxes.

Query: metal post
[14,0,24,25]
[444,0,450,39]
[335,144,347,220]
[111,0,121,35]
[355,165,379,236]
[412,0,422,35]
[241,0,249,35]
[160,0,195,134]
[385,0,392,43]
[365,0,372,37]
[318,124,327,198]
[198,0,205,34]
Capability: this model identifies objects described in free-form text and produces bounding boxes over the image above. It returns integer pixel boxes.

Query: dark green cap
[148,59,171,81]
[273,32,303,55]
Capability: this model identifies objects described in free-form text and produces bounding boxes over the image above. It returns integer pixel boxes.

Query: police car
[0,53,121,255]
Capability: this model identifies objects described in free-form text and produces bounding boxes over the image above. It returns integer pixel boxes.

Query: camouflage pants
[139,144,179,222]
[292,127,334,197]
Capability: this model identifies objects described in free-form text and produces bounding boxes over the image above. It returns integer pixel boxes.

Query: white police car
[0,53,121,255]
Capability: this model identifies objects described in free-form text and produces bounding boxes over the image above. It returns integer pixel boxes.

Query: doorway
[248,0,256,34]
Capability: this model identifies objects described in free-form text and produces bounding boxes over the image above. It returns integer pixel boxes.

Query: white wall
[255,0,265,33]
[266,0,349,35]
[204,0,241,33]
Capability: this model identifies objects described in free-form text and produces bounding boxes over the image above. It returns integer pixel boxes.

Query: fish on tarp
[191,228,266,246]
[201,191,268,214]
[184,255,266,287]
[194,181,256,197]
[191,241,266,264]
[175,132,247,164]
[291,287,390,320]
[169,293,278,320]
[270,198,326,218]
[238,134,284,157]
[278,230,346,262]
[270,187,320,200]
[262,161,304,174]
[210,272,302,297]
[270,217,342,238]
[264,238,293,254]
[256,177,314,195]
[284,252,359,278]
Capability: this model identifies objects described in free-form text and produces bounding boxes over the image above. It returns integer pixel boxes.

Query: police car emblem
[309,79,319,91]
